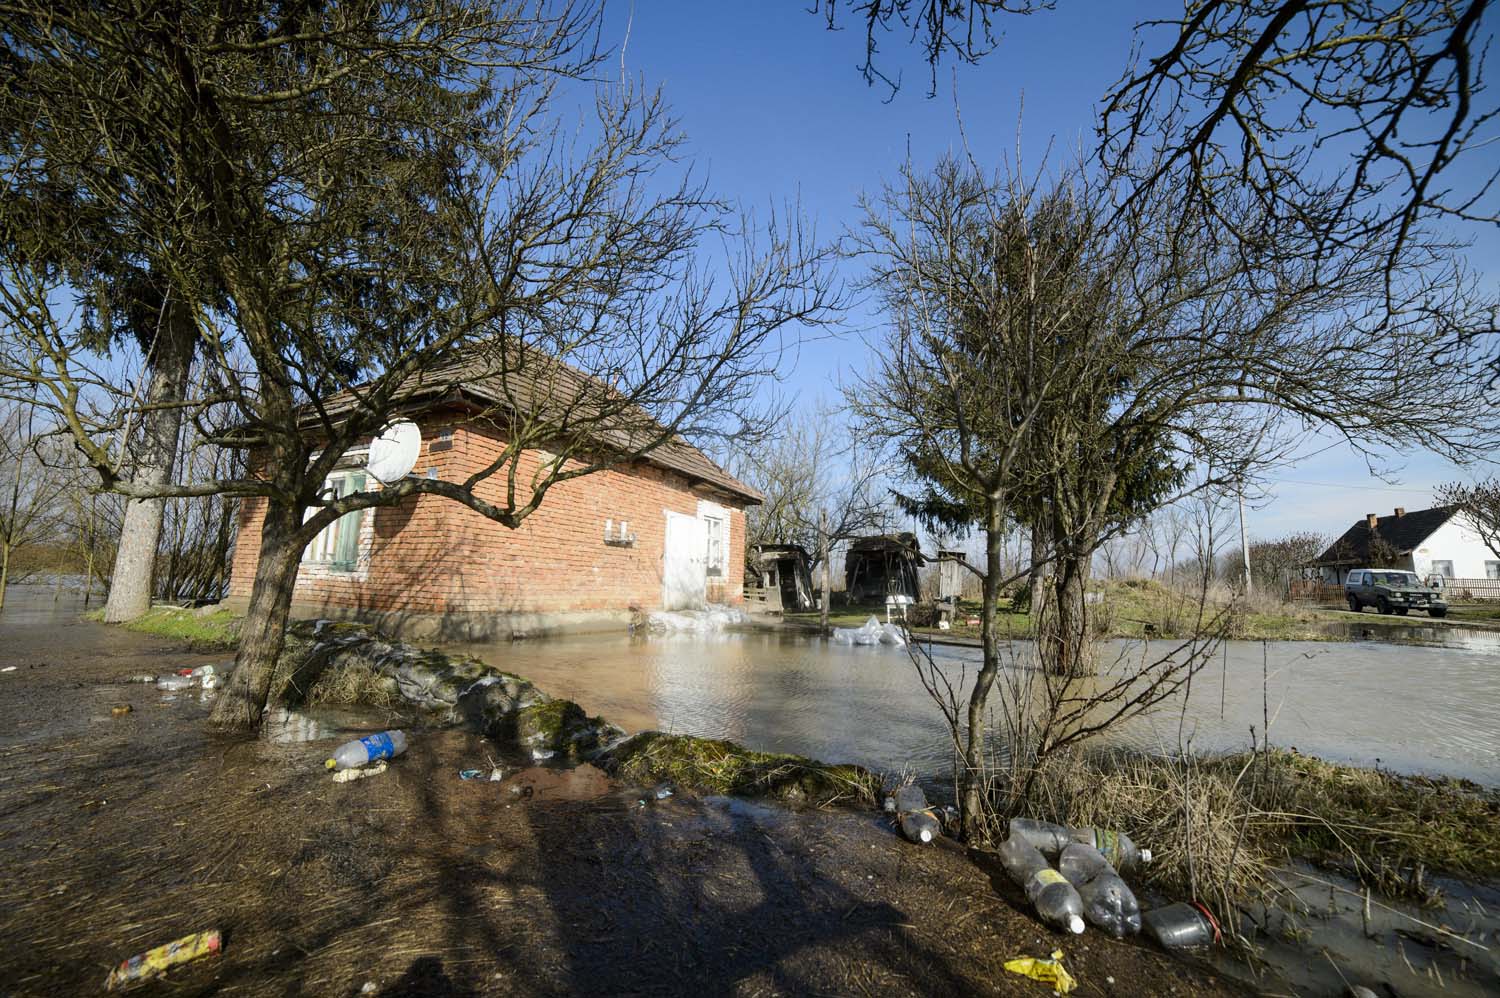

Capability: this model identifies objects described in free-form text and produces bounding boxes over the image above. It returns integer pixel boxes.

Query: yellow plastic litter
[105,929,222,990]
[1003,949,1077,995]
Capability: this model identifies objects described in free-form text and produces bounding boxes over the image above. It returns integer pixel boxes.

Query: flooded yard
[445,628,1500,787]
[0,588,1243,997]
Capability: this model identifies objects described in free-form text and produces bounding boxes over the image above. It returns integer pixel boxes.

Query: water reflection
[445,630,1500,786]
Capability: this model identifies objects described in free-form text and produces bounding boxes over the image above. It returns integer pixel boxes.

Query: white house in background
[1312,505,1500,584]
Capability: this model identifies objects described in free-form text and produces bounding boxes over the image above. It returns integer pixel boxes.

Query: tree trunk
[1027,515,1049,618]
[209,498,304,731]
[959,498,1005,841]
[819,510,830,631]
[1049,553,1094,676]
[103,305,196,622]
[0,540,10,613]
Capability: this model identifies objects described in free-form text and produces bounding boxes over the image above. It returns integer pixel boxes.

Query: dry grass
[303,658,400,708]
[1007,746,1500,917]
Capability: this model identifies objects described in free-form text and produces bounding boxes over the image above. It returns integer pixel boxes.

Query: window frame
[303,469,368,572]
[1485,561,1500,581]
[1430,560,1455,580]
[703,512,727,579]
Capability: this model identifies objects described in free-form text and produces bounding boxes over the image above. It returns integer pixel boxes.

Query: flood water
[447,628,1500,786]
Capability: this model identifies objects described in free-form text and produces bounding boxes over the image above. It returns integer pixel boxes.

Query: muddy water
[1212,863,1500,998]
[446,629,1500,786]
[446,627,1500,997]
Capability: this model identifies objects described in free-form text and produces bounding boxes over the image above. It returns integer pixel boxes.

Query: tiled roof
[1313,505,1458,564]
[308,347,763,504]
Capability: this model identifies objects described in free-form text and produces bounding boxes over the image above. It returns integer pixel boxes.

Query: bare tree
[850,140,1499,832]
[1,1,840,730]
[1102,1,1498,294]
[62,486,122,606]
[814,0,1053,95]
[0,399,77,610]
[729,406,889,608]
[1236,531,1327,594]
[814,1,1498,302]
[2,0,209,622]
[1436,479,1500,559]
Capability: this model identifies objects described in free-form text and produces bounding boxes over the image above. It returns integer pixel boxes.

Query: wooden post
[819,510,830,631]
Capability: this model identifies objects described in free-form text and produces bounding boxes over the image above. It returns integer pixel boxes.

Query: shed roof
[1313,505,1458,565]
[846,532,925,562]
[752,543,813,562]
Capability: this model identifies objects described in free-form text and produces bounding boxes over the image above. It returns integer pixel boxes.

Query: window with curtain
[304,471,367,571]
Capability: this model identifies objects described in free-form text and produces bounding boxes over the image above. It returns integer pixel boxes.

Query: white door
[662,511,708,610]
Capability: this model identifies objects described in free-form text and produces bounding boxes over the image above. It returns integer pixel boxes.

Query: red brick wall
[227,417,748,616]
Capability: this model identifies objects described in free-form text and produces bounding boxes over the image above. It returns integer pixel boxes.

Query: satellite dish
[367,420,421,484]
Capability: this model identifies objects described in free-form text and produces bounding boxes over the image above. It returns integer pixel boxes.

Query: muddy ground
[0,598,1241,997]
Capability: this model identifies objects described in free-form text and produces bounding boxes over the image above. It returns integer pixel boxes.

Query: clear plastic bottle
[900,809,940,844]
[1008,816,1079,857]
[325,730,408,770]
[1142,902,1218,949]
[1058,842,1113,886]
[996,834,1049,887]
[1084,828,1153,873]
[1076,871,1142,937]
[1025,869,1087,935]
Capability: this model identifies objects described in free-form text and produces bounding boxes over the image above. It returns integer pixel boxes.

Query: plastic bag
[1002,949,1076,994]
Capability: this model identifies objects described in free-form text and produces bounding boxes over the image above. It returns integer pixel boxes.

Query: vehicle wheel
[1377,597,1392,615]
[1347,596,1361,613]
[1430,608,1447,619]
[1394,607,1409,616]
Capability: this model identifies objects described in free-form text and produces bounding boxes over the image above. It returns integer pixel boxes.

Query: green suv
[1344,569,1448,617]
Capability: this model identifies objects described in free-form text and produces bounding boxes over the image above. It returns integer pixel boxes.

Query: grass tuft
[93,605,241,651]
[603,731,880,807]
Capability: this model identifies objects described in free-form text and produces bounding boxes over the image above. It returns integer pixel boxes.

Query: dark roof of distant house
[304,345,762,505]
[1312,505,1459,565]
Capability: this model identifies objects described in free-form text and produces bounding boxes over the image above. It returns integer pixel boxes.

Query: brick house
[224,382,761,640]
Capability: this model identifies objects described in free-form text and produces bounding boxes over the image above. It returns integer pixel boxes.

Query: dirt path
[0,593,1241,996]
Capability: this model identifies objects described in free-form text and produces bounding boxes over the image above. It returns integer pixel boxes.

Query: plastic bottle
[1024,868,1087,935]
[1058,842,1113,886]
[996,834,1049,887]
[1007,816,1085,857]
[105,929,222,990]
[894,784,928,813]
[1084,828,1153,873]
[1076,871,1142,937]
[1142,901,1218,949]
[325,730,408,770]
[900,809,941,844]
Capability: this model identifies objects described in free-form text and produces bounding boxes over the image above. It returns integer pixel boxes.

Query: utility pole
[1238,487,1252,595]
[819,509,830,631]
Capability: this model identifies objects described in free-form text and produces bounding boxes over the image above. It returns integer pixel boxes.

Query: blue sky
[603,1,1498,543]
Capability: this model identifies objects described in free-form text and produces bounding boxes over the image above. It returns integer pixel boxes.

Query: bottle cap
[1068,915,1085,934]
[1140,848,1153,864]
[325,758,337,770]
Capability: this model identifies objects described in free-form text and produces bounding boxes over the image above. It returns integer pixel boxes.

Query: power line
[1271,479,1432,493]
